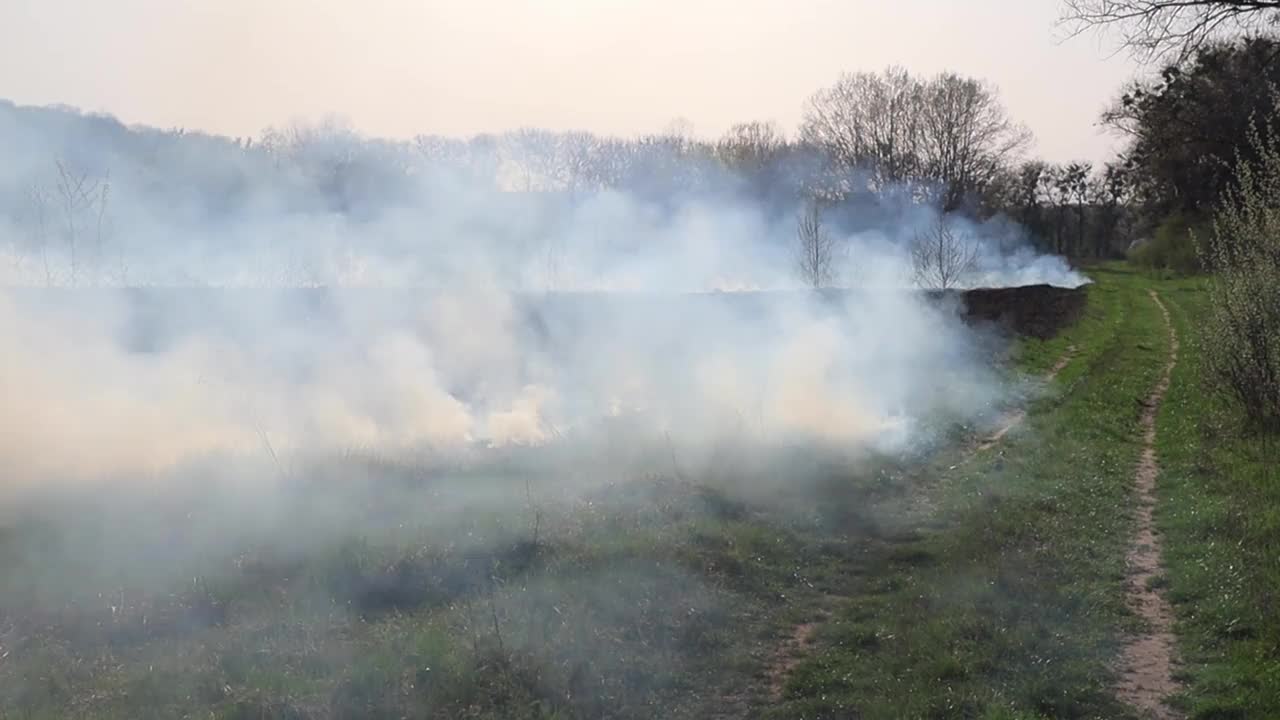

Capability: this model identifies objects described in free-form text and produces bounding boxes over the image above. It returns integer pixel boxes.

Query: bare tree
[413,133,502,188]
[917,74,1032,211]
[800,67,924,194]
[585,137,632,190]
[498,129,615,195]
[659,117,697,150]
[1060,0,1280,62]
[794,201,838,288]
[17,163,112,288]
[802,68,1028,207]
[715,121,786,173]
[911,216,979,290]
[24,183,54,286]
[49,161,111,286]
[559,130,603,195]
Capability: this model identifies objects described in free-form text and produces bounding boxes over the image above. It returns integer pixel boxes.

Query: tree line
[1063,1,1280,271]
[9,0,1280,289]
[22,10,1280,289]
[1067,0,1280,427]
[2,62,1129,292]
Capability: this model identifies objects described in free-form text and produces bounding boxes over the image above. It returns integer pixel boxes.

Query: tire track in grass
[762,342,1082,705]
[1117,290,1182,719]
[976,344,1078,452]
[765,607,830,702]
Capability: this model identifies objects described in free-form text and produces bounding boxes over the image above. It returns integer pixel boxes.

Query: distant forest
[3,34,1277,283]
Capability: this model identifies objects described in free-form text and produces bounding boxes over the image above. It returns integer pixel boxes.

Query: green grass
[1154,278,1280,719]
[2,265,1277,719]
[766,265,1165,720]
[0,489,780,719]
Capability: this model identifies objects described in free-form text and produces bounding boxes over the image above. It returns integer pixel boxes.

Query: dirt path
[977,345,1077,451]
[1116,291,1182,719]
[766,606,830,701]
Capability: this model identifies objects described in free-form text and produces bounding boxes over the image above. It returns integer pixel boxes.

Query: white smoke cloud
[0,105,1082,491]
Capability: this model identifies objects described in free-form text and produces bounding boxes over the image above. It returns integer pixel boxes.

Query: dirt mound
[933,284,1088,339]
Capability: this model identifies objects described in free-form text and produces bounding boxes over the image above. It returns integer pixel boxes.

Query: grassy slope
[3,266,1276,720]
[770,265,1166,720]
[1156,279,1280,719]
[767,266,1280,720]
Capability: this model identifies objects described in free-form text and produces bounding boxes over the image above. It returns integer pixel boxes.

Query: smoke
[0,101,1083,494]
[0,286,995,487]
[0,101,1100,719]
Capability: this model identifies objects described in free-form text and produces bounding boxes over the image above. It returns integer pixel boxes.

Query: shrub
[1200,121,1280,429]
[1128,212,1206,274]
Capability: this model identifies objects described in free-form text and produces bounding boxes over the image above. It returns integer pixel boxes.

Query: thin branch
[1060,0,1280,63]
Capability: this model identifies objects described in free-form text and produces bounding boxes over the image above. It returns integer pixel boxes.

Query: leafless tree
[910,216,979,290]
[802,68,1028,207]
[1060,0,1280,63]
[794,200,839,288]
[17,162,112,287]
[557,131,598,195]
[262,119,386,211]
[800,67,924,191]
[500,128,573,192]
[917,74,1032,211]
[413,133,502,188]
[412,134,463,164]
[24,183,54,286]
[587,137,633,189]
[715,121,786,173]
[659,117,697,150]
[51,161,111,286]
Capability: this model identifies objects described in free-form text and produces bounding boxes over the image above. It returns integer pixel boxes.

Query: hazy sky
[0,0,1140,163]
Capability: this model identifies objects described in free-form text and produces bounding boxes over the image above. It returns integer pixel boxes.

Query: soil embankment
[946,284,1088,339]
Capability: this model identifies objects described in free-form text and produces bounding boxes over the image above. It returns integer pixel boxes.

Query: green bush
[1128,212,1206,274]
[1201,122,1280,429]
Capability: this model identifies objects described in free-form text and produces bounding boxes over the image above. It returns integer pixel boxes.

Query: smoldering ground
[0,104,1085,718]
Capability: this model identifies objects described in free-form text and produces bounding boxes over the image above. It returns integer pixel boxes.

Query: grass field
[1,265,1277,719]
[767,265,1165,720]
[1154,279,1280,719]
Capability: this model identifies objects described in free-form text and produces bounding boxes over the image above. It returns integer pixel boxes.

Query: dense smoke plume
[0,101,1084,493]
[0,99,1097,720]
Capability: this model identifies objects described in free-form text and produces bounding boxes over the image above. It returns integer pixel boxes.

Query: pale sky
[0,0,1140,163]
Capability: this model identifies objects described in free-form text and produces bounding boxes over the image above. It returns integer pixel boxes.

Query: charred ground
[943,284,1088,340]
